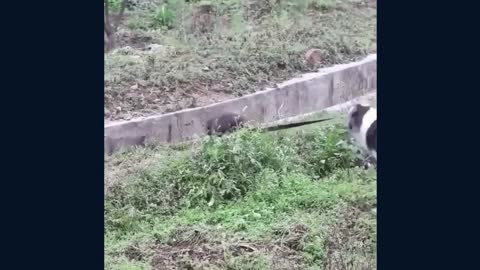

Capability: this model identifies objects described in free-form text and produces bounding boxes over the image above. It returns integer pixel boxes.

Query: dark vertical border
[379,0,479,269]
[0,0,104,268]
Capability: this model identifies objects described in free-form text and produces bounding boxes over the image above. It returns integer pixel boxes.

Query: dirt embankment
[104,0,377,122]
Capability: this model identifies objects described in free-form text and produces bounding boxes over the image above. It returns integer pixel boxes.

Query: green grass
[105,121,377,269]
[104,0,376,121]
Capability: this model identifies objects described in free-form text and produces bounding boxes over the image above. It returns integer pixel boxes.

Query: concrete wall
[105,54,377,154]
[269,91,377,127]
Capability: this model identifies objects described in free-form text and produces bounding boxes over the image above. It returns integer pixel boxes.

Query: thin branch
[114,0,128,31]
[104,0,110,28]
[104,15,112,36]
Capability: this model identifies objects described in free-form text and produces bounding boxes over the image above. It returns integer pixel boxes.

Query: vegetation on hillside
[105,123,377,269]
[104,0,376,121]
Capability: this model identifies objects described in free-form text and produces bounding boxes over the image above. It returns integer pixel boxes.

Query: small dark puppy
[347,103,377,162]
[206,113,246,136]
[104,135,147,156]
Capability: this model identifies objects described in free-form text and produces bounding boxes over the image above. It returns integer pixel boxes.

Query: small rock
[252,213,262,219]
[305,48,323,66]
[130,84,138,90]
[145,43,164,53]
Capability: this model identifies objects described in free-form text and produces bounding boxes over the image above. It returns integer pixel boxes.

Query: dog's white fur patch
[349,105,377,160]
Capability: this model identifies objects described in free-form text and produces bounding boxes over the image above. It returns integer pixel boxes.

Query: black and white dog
[347,103,377,164]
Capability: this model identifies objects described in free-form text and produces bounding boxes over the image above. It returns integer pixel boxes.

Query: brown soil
[149,240,304,270]
[324,206,377,270]
[118,224,309,269]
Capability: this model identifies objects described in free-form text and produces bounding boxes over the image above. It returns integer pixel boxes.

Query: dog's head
[348,103,372,132]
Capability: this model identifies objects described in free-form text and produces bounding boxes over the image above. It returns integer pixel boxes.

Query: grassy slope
[104,0,376,121]
[105,120,377,269]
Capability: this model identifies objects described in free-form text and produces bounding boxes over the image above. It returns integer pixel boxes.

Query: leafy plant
[296,124,361,178]
[108,0,122,12]
[151,4,176,29]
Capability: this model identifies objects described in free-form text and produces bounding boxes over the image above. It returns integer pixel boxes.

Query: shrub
[151,4,176,29]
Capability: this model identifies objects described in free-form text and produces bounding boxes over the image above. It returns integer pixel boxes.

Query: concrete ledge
[105,54,377,154]
[270,91,377,126]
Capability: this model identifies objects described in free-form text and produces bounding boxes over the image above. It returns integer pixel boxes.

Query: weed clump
[106,129,297,221]
[105,125,364,232]
[295,124,362,178]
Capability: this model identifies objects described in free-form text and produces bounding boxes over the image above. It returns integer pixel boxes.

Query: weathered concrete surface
[268,91,376,127]
[105,54,377,154]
